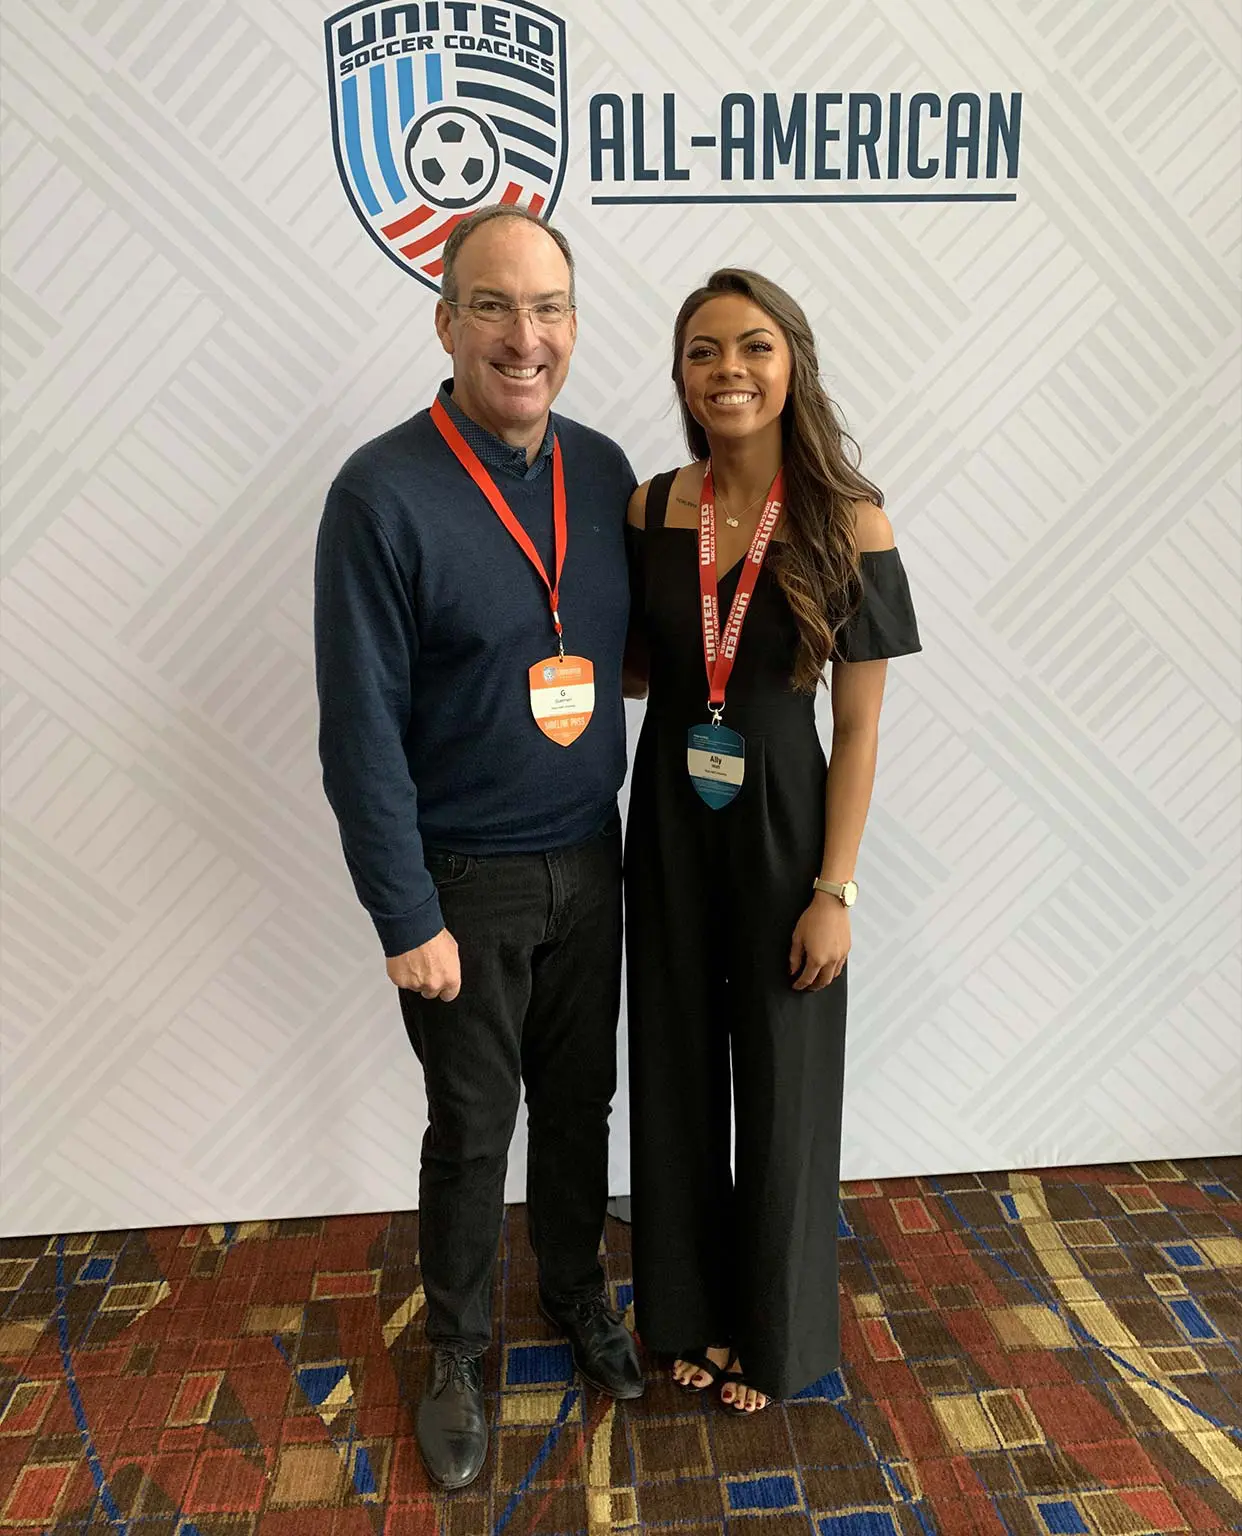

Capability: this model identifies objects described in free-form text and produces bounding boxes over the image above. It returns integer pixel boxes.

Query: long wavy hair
[672,269,880,691]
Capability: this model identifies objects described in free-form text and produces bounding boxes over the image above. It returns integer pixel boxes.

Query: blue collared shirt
[439,380,553,482]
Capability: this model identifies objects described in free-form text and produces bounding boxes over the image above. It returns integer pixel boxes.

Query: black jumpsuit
[624,470,921,1398]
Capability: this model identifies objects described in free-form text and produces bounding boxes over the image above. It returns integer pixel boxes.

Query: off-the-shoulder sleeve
[835,547,922,662]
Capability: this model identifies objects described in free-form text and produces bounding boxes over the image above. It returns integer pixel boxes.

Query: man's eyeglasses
[446,298,576,328]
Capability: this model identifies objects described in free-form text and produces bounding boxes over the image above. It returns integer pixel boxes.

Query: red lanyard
[431,397,568,656]
[699,464,783,720]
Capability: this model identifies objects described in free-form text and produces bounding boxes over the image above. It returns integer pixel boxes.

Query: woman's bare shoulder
[628,462,703,528]
[627,481,650,528]
[852,499,895,553]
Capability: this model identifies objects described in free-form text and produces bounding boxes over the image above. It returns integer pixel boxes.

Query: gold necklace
[716,485,768,528]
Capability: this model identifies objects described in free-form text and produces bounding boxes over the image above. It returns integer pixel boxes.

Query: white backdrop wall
[1,0,1239,1238]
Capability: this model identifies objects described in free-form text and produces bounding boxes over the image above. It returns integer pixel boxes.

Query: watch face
[842,881,858,907]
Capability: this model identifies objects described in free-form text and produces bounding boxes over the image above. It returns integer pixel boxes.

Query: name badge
[529,656,595,746]
[687,722,745,809]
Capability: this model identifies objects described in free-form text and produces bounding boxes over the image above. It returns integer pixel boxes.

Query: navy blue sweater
[315,385,634,956]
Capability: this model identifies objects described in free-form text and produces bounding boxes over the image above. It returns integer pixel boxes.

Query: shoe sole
[538,1304,646,1400]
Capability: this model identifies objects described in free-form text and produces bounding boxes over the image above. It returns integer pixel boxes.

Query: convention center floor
[1,1158,1239,1535]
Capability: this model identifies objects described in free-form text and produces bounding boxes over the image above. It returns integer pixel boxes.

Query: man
[314,206,642,1490]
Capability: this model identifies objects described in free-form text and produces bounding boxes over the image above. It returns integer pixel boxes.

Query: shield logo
[324,1,568,292]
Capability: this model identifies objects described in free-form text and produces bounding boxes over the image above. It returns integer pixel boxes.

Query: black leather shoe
[416,1349,488,1489]
[540,1293,644,1399]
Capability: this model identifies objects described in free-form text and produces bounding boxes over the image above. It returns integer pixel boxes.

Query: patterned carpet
[1,1158,1239,1535]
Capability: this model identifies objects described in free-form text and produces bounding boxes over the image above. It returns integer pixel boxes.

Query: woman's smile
[706,390,758,406]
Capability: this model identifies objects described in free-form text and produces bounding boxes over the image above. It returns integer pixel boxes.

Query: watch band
[813,877,858,906]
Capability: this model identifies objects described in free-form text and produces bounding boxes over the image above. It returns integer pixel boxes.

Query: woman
[623,269,921,1411]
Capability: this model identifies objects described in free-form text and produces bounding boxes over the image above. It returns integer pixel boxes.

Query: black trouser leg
[625,810,734,1355]
[399,825,622,1352]
[399,852,538,1353]
[726,837,848,1401]
[523,820,623,1306]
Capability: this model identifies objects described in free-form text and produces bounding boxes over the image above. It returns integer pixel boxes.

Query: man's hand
[386,929,461,1002]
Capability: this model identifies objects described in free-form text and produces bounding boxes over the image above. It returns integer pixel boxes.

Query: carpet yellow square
[991,1306,1073,1350]
[1199,1237,1242,1268]
[932,1395,999,1452]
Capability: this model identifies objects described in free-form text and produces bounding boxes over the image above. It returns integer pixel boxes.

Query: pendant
[724,515,739,527]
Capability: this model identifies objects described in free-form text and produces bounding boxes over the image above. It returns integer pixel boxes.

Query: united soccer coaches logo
[325,2,567,293]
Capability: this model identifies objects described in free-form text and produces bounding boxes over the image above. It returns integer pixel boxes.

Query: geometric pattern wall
[1,0,1239,1237]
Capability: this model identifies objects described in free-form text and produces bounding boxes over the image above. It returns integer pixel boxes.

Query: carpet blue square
[1038,1500,1089,1534]
[794,1368,846,1401]
[1169,1298,1215,1340]
[1164,1243,1204,1267]
[1201,1182,1231,1199]
[506,1343,573,1385]
[351,1445,377,1495]
[820,1511,899,1536]
[614,1283,633,1312]
[726,1474,798,1511]
[79,1256,113,1283]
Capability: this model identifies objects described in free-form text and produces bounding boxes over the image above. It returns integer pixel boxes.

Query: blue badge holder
[686,723,745,809]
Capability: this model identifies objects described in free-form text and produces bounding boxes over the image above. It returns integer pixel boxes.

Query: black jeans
[398,815,622,1355]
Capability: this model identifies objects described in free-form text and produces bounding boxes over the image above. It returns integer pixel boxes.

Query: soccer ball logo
[405,107,500,210]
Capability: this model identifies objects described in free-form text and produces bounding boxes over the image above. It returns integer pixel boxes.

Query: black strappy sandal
[673,1345,735,1392]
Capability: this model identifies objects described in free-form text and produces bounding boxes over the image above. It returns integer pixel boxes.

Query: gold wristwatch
[812,877,858,907]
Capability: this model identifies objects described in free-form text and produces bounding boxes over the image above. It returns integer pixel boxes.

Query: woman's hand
[789,895,851,991]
